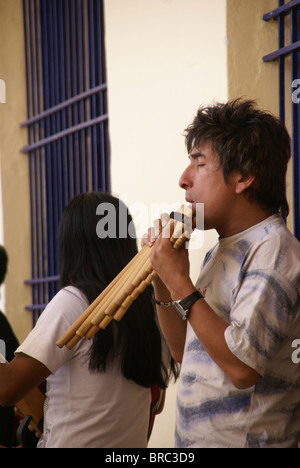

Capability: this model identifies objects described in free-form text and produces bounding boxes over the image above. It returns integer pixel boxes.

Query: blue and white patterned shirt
[176,214,300,448]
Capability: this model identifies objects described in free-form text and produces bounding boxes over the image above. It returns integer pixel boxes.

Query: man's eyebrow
[189,151,207,159]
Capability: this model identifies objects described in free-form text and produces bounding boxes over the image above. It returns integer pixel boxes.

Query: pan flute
[56,205,195,350]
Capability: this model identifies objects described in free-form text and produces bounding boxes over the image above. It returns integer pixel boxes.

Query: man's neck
[217,204,275,239]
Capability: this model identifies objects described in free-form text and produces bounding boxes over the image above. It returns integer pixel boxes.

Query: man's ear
[235,173,255,195]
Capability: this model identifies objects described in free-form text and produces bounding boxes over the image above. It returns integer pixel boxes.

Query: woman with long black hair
[0,192,177,448]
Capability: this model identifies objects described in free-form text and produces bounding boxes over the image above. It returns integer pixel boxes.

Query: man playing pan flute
[143,99,300,448]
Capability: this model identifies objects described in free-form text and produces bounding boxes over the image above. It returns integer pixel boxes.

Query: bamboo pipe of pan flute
[65,247,156,348]
[57,246,153,350]
[77,246,152,340]
[56,205,195,350]
[55,247,149,348]
[85,268,157,338]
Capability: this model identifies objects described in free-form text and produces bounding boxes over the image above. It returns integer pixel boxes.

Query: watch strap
[153,290,204,310]
[178,290,204,309]
[153,297,173,307]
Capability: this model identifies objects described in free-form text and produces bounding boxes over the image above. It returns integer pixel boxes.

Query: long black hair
[58,192,178,388]
[0,246,8,285]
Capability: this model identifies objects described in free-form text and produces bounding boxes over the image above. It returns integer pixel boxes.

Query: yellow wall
[226,0,294,232]
[0,0,32,341]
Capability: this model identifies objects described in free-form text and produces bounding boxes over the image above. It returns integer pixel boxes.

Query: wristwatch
[172,290,204,320]
[154,290,204,320]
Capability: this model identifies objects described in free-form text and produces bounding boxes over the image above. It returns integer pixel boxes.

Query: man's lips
[185,197,197,212]
[185,194,195,204]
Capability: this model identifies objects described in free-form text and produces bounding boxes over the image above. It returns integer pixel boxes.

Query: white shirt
[16,286,151,448]
[176,215,300,448]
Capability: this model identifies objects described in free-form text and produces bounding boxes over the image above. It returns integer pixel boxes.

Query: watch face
[172,291,203,320]
[173,302,188,320]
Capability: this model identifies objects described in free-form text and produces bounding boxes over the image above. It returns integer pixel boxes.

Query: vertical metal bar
[52,0,63,270]
[35,0,46,310]
[83,0,92,191]
[33,0,43,318]
[89,0,99,191]
[96,0,104,191]
[39,0,48,313]
[23,0,33,320]
[77,0,88,192]
[64,0,74,202]
[42,0,51,307]
[291,8,300,239]
[98,0,110,192]
[57,0,69,237]
[70,1,80,194]
[278,0,285,122]
[52,0,62,249]
[56,0,65,225]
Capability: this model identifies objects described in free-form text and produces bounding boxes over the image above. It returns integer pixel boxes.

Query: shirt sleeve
[224,268,299,376]
[15,287,89,374]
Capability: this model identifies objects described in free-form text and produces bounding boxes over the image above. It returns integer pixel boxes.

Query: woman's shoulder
[59,286,89,306]
[15,286,90,373]
[34,286,89,331]
[47,286,88,311]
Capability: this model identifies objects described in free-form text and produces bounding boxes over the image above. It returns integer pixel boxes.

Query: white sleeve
[15,287,89,374]
[225,269,298,375]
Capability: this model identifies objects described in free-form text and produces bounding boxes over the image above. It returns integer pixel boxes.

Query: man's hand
[142,213,195,301]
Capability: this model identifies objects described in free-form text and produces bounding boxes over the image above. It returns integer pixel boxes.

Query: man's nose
[179,166,192,190]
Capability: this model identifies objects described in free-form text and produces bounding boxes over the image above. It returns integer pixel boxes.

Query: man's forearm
[153,278,187,363]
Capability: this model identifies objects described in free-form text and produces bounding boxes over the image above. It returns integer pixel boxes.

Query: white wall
[104,0,227,448]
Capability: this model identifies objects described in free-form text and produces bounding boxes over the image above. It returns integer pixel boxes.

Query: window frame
[263,0,300,240]
[22,0,110,325]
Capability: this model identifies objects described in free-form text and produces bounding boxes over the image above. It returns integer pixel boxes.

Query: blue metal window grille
[263,0,300,240]
[21,0,110,325]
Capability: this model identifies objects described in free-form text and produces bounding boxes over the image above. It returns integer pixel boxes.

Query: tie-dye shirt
[176,214,300,448]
